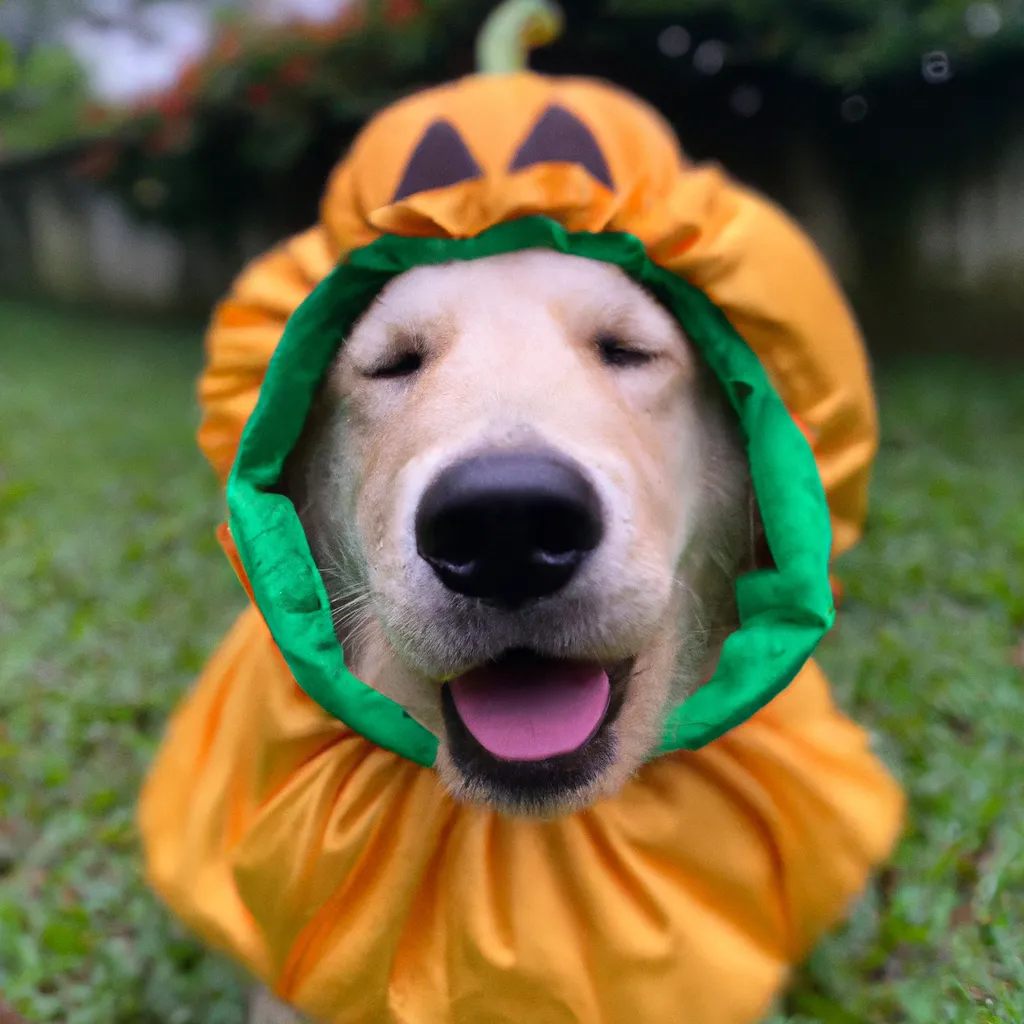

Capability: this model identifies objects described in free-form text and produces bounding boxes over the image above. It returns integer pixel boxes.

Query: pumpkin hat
[139,6,904,1022]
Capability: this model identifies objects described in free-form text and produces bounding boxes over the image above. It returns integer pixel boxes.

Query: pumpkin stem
[476,0,564,74]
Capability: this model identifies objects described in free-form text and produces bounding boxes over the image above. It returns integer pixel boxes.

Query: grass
[1,299,1022,1024]
[0,303,246,1023]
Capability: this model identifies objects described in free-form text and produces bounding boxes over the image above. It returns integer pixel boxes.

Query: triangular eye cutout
[391,120,483,202]
[509,104,614,190]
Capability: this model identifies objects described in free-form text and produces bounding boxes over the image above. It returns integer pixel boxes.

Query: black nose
[415,451,604,608]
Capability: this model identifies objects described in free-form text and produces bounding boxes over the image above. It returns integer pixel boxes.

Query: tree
[0,41,88,157]
[599,0,1024,87]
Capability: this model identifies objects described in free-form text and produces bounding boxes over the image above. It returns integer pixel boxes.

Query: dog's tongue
[448,658,610,762]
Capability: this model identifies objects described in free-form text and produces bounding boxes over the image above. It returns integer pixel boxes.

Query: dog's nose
[415,451,604,608]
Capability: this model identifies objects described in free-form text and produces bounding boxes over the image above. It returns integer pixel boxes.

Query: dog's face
[283,249,755,816]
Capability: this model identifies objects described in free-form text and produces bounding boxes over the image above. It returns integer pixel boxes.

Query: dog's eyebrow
[386,326,429,351]
[392,120,484,202]
[509,105,614,190]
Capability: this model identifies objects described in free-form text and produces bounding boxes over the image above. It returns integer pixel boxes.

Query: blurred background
[1,3,1022,1023]
[2,0,1024,347]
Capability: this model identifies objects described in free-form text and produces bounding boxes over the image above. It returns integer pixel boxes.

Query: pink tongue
[449,659,611,762]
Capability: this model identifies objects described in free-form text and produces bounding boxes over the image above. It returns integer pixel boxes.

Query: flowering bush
[73,0,493,234]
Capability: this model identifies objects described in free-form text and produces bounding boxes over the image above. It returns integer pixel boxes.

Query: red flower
[158,92,189,119]
[72,143,120,180]
[387,0,420,23]
[278,56,313,86]
[178,62,204,96]
[246,83,272,107]
[83,104,108,126]
[144,117,193,157]
[214,29,243,63]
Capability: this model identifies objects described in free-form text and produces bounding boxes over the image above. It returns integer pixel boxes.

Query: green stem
[475,0,564,74]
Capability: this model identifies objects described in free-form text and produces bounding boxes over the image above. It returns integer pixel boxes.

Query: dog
[244,248,759,1024]
[140,70,904,1024]
[279,247,761,819]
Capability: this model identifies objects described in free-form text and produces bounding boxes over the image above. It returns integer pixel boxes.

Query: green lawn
[1,300,1022,1024]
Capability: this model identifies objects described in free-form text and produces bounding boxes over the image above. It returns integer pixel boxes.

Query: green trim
[226,216,834,768]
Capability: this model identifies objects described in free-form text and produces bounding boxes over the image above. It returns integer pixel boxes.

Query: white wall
[916,136,1024,290]
[250,0,359,26]
[58,0,360,108]
[61,1,215,106]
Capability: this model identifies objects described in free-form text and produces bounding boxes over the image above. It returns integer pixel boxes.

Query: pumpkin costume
[139,72,904,1024]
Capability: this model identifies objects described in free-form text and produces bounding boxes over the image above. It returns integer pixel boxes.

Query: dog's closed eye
[365,350,424,379]
[596,333,656,369]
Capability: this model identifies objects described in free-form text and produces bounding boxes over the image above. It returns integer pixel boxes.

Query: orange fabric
[216,523,256,606]
[141,608,901,1024]
[142,72,903,1024]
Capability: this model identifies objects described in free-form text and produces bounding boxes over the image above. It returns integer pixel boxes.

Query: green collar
[226,216,835,768]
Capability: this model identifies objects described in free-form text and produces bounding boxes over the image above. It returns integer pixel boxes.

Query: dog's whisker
[337,618,379,662]
[346,618,377,646]
[329,590,371,611]
[331,600,372,629]
[318,556,362,582]
[329,597,372,621]
[332,613,371,638]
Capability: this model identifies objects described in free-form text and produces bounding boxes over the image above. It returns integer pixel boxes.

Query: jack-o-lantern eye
[391,120,484,202]
[509,104,614,190]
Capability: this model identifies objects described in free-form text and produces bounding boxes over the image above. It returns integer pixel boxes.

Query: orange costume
[139,73,904,1024]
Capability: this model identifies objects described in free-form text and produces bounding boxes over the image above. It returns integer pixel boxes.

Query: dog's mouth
[440,648,634,809]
